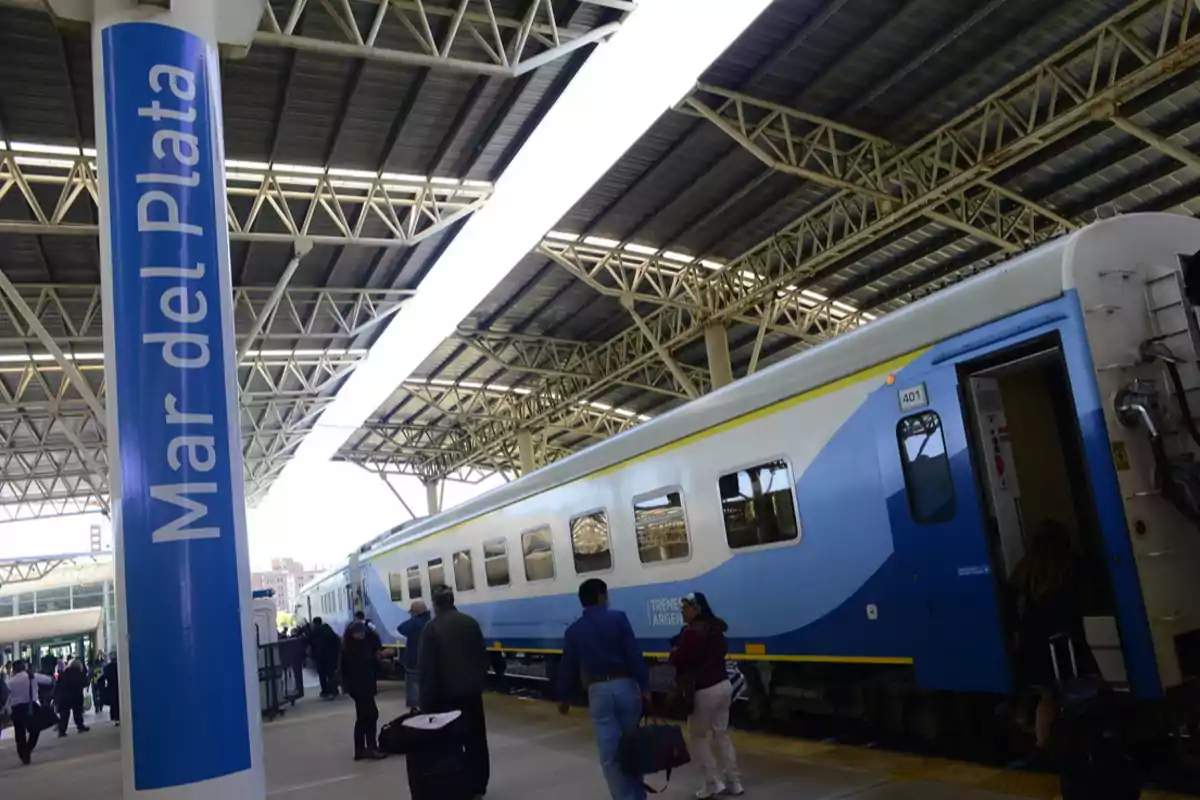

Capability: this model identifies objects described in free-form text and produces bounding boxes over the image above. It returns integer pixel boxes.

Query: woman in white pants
[670,593,743,798]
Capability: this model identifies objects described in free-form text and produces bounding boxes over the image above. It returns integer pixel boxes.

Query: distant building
[251,558,320,615]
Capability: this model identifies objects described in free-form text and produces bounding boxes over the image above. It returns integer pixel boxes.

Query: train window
[388,573,404,604]
[407,565,423,599]
[484,537,510,587]
[428,558,446,591]
[897,411,956,524]
[719,459,800,549]
[522,527,556,582]
[453,549,476,592]
[571,510,612,574]
[633,490,690,563]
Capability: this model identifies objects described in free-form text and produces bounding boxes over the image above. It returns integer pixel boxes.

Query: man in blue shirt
[558,578,649,800]
[397,601,430,710]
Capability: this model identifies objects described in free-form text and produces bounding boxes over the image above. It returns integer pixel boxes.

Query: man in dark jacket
[419,586,489,797]
[38,654,56,706]
[55,659,90,737]
[341,622,386,761]
[397,600,430,710]
[310,617,341,699]
[102,652,120,725]
[90,655,106,714]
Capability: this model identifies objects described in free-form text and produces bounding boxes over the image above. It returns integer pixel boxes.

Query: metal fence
[258,638,304,719]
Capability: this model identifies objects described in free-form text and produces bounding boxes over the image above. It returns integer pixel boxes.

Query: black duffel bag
[378,709,421,755]
[618,719,691,794]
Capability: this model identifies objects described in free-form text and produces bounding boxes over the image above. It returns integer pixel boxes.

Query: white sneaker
[724,780,745,796]
[696,782,726,799]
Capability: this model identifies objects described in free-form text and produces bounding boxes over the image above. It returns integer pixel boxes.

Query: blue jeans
[587,678,646,800]
[404,669,419,709]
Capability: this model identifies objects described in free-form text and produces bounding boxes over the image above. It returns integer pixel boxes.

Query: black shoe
[353,752,367,762]
[19,756,30,766]
[58,732,68,738]
[78,726,90,733]
[363,749,388,761]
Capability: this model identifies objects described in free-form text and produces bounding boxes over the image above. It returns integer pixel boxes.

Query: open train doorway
[959,336,1125,686]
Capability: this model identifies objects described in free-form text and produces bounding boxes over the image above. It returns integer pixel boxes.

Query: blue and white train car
[301,214,1200,735]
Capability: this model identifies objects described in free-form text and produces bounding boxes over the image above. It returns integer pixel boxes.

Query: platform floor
[0,685,1191,799]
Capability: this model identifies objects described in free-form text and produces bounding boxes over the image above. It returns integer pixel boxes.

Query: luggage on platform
[618,719,691,794]
[381,710,471,800]
[1050,633,1141,800]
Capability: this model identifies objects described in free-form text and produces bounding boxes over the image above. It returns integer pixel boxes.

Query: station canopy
[0,0,1196,520]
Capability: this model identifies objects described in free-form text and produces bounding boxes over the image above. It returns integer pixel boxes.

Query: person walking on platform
[419,585,490,799]
[670,592,742,798]
[349,609,380,635]
[90,654,106,715]
[398,600,430,710]
[37,655,56,706]
[102,652,120,725]
[8,660,53,765]
[311,617,341,699]
[54,658,91,738]
[557,578,650,800]
[341,621,387,761]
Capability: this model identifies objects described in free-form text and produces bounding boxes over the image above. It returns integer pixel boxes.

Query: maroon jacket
[668,617,728,691]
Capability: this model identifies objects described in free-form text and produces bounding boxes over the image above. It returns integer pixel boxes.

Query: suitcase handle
[1048,632,1078,684]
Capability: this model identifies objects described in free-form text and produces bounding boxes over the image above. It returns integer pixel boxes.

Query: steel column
[516,427,535,475]
[425,479,440,515]
[86,1,266,798]
[703,323,733,390]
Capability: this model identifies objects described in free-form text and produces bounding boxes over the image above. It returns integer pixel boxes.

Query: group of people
[0,652,120,765]
[311,579,741,800]
[558,580,743,800]
[328,586,490,798]
[0,517,1096,797]
[552,521,1097,800]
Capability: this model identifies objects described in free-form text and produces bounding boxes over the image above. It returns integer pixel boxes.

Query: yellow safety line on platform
[483,692,1195,800]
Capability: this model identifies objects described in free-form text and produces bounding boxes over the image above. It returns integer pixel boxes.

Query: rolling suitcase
[399,711,472,800]
[406,739,471,800]
[1050,634,1140,800]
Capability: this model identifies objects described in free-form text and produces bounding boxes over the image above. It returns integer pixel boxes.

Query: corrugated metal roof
[5,0,1200,503]
[343,0,1200,483]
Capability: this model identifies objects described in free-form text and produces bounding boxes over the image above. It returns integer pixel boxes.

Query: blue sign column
[93,7,264,800]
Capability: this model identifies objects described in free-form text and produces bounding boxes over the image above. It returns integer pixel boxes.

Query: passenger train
[299,213,1200,746]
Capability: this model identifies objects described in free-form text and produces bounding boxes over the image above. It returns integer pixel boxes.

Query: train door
[877,366,1012,693]
[348,554,362,614]
[959,336,1123,684]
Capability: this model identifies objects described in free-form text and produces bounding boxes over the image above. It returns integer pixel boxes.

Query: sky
[0,462,506,572]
